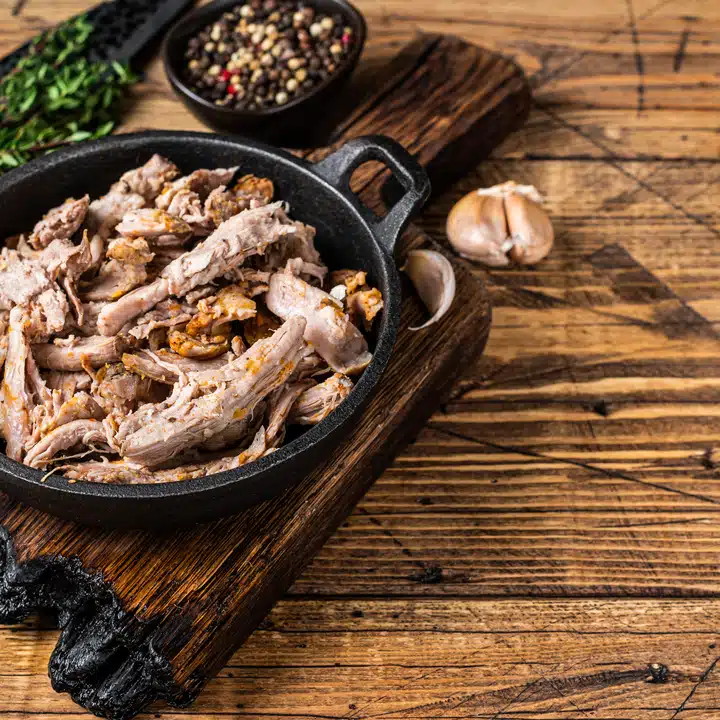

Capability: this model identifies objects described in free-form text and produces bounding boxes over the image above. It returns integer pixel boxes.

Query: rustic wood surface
[2,0,720,717]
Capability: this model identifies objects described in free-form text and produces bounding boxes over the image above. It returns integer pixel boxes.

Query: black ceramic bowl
[163,0,367,141]
[0,131,429,528]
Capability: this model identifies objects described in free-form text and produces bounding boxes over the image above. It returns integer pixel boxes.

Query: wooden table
[3,0,720,717]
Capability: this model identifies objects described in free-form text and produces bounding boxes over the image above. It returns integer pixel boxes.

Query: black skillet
[0,131,430,527]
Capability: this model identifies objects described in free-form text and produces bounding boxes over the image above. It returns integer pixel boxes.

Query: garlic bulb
[446,181,554,266]
[402,249,456,331]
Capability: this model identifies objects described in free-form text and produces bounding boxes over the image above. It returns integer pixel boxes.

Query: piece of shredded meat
[29,195,89,250]
[3,156,381,484]
[116,316,306,467]
[265,272,372,374]
[290,373,354,425]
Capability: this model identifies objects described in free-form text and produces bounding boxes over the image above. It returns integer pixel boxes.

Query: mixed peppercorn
[183,0,355,111]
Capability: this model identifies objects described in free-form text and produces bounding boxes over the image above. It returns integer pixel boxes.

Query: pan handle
[311,135,431,254]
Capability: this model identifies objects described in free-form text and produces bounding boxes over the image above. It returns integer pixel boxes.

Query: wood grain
[5,598,720,718]
[3,0,720,717]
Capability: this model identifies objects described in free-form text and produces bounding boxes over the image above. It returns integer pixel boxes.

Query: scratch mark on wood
[11,0,27,15]
[357,508,424,568]
[673,29,691,72]
[431,426,720,509]
[597,518,711,530]
[532,0,674,90]
[625,0,646,113]
[538,106,720,241]
[669,655,720,719]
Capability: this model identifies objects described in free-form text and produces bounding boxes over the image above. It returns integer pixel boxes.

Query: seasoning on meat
[24,419,109,468]
[2,155,381,484]
[168,328,230,359]
[116,209,192,239]
[290,373,353,425]
[3,307,33,460]
[33,335,129,370]
[265,272,372,374]
[116,316,306,467]
[97,201,299,335]
[106,236,155,265]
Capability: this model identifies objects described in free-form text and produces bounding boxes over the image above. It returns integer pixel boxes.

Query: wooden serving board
[0,35,529,718]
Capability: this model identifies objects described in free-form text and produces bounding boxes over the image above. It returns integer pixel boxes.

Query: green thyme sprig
[0,15,138,174]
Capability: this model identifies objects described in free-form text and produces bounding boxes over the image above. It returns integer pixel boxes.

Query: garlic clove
[402,249,456,332]
[477,180,543,204]
[446,191,510,266]
[504,192,554,265]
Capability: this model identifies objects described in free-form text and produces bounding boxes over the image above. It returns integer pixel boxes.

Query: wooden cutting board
[0,35,529,718]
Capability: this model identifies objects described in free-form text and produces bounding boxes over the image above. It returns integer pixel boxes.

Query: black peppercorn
[183,0,354,110]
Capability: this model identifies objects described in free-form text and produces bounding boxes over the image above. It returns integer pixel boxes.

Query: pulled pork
[1,156,381,483]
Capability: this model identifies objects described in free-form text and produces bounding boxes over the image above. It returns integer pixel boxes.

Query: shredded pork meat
[265,272,372,374]
[30,195,89,250]
[1,156,381,484]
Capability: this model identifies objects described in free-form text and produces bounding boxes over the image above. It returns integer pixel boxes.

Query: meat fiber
[0,251,70,341]
[0,311,10,374]
[121,349,234,384]
[24,419,109,468]
[33,335,129,370]
[98,202,298,335]
[255,218,326,279]
[45,370,93,396]
[92,362,161,417]
[2,307,33,460]
[61,424,267,483]
[160,202,301,296]
[96,279,170,336]
[29,195,89,250]
[265,381,313,447]
[116,209,192,239]
[290,373,353,425]
[87,190,146,240]
[81,259,148,302]
[39,234,93,324]
[156,167,237,210]
[265,272,372,374]
[117,154,180,201]
[125,299,197,340]
[116,316,306,467]
[39,392,104,436]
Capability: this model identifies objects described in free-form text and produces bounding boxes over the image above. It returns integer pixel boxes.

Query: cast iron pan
[0,131,430,528]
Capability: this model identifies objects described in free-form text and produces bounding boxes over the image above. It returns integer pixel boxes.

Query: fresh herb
[0,15,138,174]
